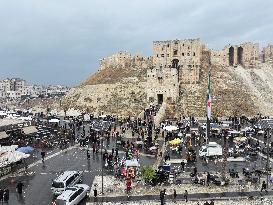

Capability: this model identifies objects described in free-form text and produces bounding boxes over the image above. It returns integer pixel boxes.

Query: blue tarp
[17,146,34,154]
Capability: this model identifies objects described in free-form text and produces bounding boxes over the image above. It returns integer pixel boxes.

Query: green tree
[141,166,156,183]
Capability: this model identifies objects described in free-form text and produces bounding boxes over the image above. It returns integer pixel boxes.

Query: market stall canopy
[164,125,178,132]
[233,136,247,143]
[16,146,34,154]
[0,132,8,140]
[169,138,182,145]
[0,145,18,153]
[22,126,38,135]
[135,141,144,145]
[0,151,30,168]
[0,111,7,116]
[125,159,140,167]
[229,130,240,135]
[149,146,157,151]
[49,119,60,123]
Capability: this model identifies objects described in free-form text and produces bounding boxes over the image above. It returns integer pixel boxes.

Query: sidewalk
[87,190,273,204]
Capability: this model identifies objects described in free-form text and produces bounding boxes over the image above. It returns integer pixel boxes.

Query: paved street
[0,142,155,205]
[1,121,273,205]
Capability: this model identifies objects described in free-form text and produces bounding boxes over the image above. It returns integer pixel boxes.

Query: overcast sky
[0,0,273,86]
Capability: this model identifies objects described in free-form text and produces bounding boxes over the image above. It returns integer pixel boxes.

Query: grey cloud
[0,0,273,86]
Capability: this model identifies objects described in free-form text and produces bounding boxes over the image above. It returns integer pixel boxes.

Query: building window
[167,44,170,47]
[157,54,159,57]
[193,52,195,56]
[173,50,178,56]
[161,54,164,57]
[187,53,190,56]
[182,53,184,56]
[167,54,169,57]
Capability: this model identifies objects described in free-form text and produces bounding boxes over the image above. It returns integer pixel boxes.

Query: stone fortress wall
[94,39,273,110]
[98,41,273,73]
[99,51,152,71]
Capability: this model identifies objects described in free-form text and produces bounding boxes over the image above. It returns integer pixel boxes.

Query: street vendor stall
[0,145,30,176]
[169,138,182,156]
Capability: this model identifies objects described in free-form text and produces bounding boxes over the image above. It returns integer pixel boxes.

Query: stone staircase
[153,102,166,127]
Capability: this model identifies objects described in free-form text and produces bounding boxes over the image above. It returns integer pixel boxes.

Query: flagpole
[206,116,210,145]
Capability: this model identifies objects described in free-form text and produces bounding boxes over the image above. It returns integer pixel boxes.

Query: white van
[199,142,222,157]
[51,171,83,195]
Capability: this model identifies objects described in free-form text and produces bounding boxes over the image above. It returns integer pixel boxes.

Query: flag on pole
[207,69,212,119]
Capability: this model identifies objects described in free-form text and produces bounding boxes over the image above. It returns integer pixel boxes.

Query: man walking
[3,188,9,203]
[184,190,188,202]
[16,181,24,194]
[173,189,177,203]
[261,181,267,193]
[41,151,46,163]
[160,190,165,205]
[181,161,185,172]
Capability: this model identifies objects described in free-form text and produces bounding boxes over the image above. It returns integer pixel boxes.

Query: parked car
[51,171,83,195]
[55,184,90,205]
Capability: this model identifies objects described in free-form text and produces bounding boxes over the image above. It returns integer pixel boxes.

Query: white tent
[125,159,140,167]
[164,125,178,132]
[49,119,60,123]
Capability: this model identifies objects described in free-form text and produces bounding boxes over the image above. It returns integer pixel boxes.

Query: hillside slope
[63,63,273,117]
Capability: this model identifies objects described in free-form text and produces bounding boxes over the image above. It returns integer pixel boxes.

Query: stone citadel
[64,38,273,118]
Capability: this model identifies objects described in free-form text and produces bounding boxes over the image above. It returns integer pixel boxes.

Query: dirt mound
[83,67,147,85]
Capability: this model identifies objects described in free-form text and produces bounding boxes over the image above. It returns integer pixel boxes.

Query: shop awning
[22,126,38,135]
[0,132,8,140]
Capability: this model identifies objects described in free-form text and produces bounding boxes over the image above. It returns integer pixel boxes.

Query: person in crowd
[41,151,46,163]
[93,187,97,198]
[3,188,9,203]
[181,161,185,172]
[184,190,188,202]
[173,189,177,203]
[261,181,267,193]
[0,188,3,202]
[16,181,24,194]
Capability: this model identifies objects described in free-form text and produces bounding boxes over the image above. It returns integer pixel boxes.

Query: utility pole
[221,130,228,180]
[101,136,104,195]
[266,128,270,189]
